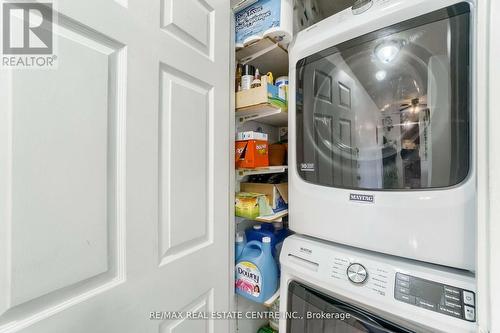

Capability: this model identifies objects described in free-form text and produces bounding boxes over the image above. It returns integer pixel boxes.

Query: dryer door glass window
[287,281,414,333]
[295,3,470,190]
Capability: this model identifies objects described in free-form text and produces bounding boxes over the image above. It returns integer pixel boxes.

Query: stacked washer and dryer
[280,0,477,332]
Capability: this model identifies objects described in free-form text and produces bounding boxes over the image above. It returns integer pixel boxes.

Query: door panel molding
[161,0,215,60]
[158,63,214,267]
[159,288,214,333]
[0,12,127,332]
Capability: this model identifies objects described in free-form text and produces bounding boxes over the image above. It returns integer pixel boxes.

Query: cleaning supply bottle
[245,224,281,258]
[266,72,274,85]
[246,224,264,242]
[251,68,262,88]
[235,63,243,92]
[246,224,274,243]
[235,233,245,261]
[235,237,278,303]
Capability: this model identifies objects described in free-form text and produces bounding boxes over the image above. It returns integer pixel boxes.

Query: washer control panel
[347,263,368,284]
[331,257,389,297]
[394,273,476,322]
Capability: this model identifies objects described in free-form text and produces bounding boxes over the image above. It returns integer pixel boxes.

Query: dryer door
[295,2,471,190]
[287,281,414,333]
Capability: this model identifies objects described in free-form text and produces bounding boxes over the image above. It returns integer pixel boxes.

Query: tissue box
[235,192,274,219]
[240,183,288,214]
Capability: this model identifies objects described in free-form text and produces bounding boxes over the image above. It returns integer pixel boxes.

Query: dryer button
[464,306,475,321]
[463,291,475,306]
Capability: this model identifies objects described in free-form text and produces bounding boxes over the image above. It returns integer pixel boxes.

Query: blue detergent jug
[235,233,246,261]
[246,224,272,241]
[246,224,290,258]
[235,237,278,303]
[246,224,277,255]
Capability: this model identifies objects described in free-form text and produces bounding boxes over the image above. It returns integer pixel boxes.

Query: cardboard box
[235,192,273,219]
[236,140,269,169]
[240,183,288,214]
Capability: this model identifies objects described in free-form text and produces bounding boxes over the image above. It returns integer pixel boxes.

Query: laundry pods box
[235,0,293,49]
[236,140,269,169]
[240,182,288,214]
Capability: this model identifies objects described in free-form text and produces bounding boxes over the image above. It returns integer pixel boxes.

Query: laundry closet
[230,0,495,332]
[231,0,330,331]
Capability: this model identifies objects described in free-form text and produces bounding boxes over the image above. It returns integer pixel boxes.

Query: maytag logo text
[349,193,374,203]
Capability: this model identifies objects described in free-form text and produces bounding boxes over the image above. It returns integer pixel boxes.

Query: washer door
[287,281,414,333]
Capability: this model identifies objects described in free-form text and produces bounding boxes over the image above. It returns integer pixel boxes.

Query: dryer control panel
[394,273,476,322]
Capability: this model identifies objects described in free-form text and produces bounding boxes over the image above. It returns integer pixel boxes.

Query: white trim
[487,0,500,330]
[229,6,237,333]
[475,0,491,332]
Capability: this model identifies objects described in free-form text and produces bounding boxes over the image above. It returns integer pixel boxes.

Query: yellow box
[235,192,273,219]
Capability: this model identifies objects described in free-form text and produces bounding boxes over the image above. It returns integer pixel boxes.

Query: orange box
[235,140,269,169]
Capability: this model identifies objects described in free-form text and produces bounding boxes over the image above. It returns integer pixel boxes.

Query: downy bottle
[235,237,278,303]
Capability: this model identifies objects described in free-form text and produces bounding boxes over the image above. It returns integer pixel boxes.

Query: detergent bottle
[273,222,290,257]
[246,224,289,259]
[235,233,246,261]
[235,237,278,303]
[245,224,273,243]
[246,224,277,256]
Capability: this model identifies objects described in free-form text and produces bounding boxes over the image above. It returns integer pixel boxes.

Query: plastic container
[235,237,279,303]
[275,76,288,87]
[245,224,289,258]
[241,64,255,91]
[235,233,246,261]
[273,223,289,245]
[245,224,275,249]
[275,76,289,100]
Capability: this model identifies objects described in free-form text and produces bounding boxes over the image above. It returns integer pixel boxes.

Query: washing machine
[279,235,477,332]
[288,0,476,270]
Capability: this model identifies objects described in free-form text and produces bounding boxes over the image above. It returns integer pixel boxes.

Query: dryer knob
[347,263,368,284]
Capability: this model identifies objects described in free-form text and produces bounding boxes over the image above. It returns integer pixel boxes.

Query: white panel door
[0,0,230,332]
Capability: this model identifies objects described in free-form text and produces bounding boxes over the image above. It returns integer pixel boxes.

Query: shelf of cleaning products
[236,166,288,180]
[236,103,288,126]
[236,37,289,76]
[263,289,280,308]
